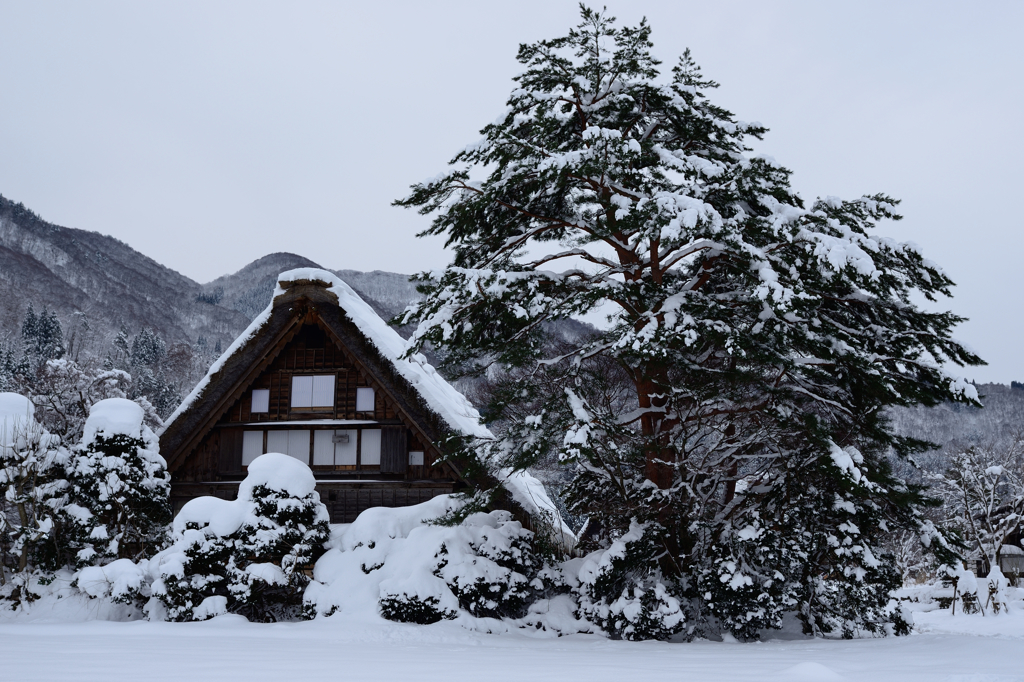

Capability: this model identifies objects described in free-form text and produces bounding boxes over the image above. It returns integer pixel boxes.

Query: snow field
[1,611,1022,682]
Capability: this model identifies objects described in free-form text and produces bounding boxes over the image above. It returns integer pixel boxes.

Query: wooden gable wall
[171,318,459,487]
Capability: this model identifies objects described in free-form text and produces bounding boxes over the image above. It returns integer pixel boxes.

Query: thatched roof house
[159,269,571,542]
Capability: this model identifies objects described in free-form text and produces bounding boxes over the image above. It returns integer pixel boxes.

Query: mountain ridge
[0,194,420,359]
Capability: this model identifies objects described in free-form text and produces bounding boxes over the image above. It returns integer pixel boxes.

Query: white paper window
[311,375,335,407]
[409,450,424,466]
[356,387,375,412]
[291,375,335,409]
[361,428,381,466]
[286,430,310,463]
[335,429,357,465]
[267,430,289,454]
[242,431,264,466]
[291,376,313,408]
[312,430,335,466]
[312,429,358,466]
[251,389,270,414]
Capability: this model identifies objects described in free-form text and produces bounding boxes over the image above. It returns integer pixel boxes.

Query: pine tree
[62,398,171,569]
[396,7,981,639]
[19,305,65,379]
[154,454,329,622]
[226,475,331,622]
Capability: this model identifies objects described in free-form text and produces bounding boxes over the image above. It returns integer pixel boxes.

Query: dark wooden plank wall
[380,426,408,474]
[321,484,453,523]
[177,323,453,485]
[170,483,455,523]
[223,326,394,425]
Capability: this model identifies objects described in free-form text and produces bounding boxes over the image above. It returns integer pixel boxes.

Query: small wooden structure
[159,269,489,523]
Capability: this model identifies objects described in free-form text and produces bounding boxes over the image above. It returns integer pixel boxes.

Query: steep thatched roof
[160,269,487,471]
[159,268,576,548]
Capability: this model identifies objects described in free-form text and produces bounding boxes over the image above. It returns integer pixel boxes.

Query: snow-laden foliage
[929,442,1024,575]
[61,399,171,569]
[306,496,554,625]
[575,521,684,640]
[150,453,329,622]
[0,392,68,600]
[395,7,983,639]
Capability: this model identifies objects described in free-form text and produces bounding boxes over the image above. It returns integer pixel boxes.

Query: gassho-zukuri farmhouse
[159,268,571,541]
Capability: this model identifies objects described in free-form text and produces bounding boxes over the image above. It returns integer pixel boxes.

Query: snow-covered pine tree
[0,392,68,597]
[21,305,65,377]
[62,398,171,569]
[226,455,331,622]
[154,454,329,622]
[396,7,982,639]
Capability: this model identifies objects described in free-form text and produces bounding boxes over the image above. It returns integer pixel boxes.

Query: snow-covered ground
[0,605,1020,681]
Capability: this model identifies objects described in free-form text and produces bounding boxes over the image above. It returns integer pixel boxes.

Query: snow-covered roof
[160,268,572,548]
[164,268,490,440]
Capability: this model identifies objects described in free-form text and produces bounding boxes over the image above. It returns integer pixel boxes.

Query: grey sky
[1,1,1021,383]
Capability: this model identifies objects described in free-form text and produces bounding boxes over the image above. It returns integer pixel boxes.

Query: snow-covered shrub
[435,512,542,619]
[62,399,171,568]
[76,558,148,605]
[695,519,794,641]
[378,584,459,625]
[151,502,236,621]
[227,463,330,622]
[305,497,558,627]
[986,566,1010,614]
[0,392,68,598]
[151,453,329,622]
[942,563,981,615]
[575,522,685,641]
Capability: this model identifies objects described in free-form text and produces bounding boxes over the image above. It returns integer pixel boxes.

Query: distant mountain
[888,382,1024,466]
[0,195,422,360]
[201,253,423,324]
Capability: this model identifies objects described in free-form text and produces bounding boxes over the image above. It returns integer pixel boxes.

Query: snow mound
[82,398,145,443]
[172,496,248,537]
[77,559,147,602]
[0,391,35,424]
[0,391,60,452]
[775,661,845,681]
[305,495,581,633]
[238,452,318,499]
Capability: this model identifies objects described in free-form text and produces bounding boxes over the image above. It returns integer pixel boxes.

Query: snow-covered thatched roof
[159,269,573,545]
[164,268,490,441]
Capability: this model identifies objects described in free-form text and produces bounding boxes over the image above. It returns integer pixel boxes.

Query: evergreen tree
[19,305,65,380]
[110,326,131,370]
[396,7,981,638]
[0,344,17,392]
[0,393,68,597]
[20,305,38,350]
[62,399,171,569]
[154,454,329,622]
[226,475,331,622]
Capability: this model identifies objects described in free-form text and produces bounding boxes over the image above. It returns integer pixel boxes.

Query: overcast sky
[1,1,1021,383]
